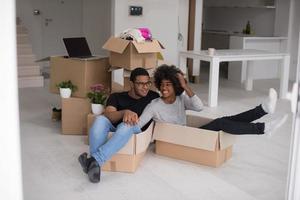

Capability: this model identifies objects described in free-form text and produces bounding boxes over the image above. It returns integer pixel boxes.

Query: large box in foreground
[62,97,91,135]
[153,115,235,167]
[50,56,111,98]
[103,37,164,70]
[87,114,153,172]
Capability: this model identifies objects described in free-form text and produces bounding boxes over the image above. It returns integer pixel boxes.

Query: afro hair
[154,64,184,96]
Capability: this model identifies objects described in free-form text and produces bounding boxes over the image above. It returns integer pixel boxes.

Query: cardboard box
[153,115,236,167]
[87,114,153,172]
[62,97,91,135]
[50,56,111,98]
[103,37,164,70]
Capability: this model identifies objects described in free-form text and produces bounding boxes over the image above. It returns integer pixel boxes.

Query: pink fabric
[138,28,152,40]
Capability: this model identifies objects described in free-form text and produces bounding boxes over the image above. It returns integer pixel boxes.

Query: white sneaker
[264,114,288,137]
[262,88,278,114]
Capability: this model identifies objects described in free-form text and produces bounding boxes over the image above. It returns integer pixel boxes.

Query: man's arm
[103,106,138,125]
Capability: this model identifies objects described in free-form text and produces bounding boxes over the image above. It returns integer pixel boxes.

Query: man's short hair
[130,68,150,82]
[154,64,184,96]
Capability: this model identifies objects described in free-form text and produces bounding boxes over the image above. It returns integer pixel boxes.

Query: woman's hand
[177,72,187,89]
[177,72,195,97]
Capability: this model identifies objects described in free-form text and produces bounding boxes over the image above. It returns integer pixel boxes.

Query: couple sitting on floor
[79,65,288,183]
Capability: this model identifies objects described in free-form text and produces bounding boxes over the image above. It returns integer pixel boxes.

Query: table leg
[245,61,254,91]
[193,59,201,83]
[279,55,290,99]
[208,58,220,107]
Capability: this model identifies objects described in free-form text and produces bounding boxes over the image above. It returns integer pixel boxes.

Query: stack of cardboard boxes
[50,56,111,135]
[102,36,164,91]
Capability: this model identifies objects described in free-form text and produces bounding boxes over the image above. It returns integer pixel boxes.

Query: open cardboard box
[153,115,236,167]
[87,114,154,172]
[103,37,164,70]
[50,56,111,98]
[62,97,91,135]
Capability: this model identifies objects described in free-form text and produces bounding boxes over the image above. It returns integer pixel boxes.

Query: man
[78,68,159,183]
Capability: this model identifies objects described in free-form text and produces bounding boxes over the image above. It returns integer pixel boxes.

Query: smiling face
[159,79,175,99]
[131,75,152,97]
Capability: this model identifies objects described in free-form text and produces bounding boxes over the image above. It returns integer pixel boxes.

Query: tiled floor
[20,78,293,200]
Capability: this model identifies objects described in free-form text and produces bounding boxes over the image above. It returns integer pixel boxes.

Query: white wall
[82,0,111,56]
[16,0,111,58]
[112,0,189,65]
[203,7,275,36]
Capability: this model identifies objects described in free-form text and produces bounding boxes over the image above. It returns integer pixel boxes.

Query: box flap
[157,40,165,49]
[157,52,164,60]
[219,131,236,150]
[153,122,219,151]
[135,122,154,154]
[132,40,163,53]
[186,115,214,128]
[102,37,130,54]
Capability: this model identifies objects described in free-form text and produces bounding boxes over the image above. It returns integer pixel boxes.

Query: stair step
[18,66,41,76]
[17,44,33,54]
[17,33,30,44]
[18,55,37,65]
[17,47,33,55]
[18,76,44,88]
[17,26,28,34]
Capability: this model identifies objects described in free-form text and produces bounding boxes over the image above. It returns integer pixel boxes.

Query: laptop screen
[63,37,92,58]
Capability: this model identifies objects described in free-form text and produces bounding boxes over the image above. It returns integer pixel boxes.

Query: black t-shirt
[106,90,159,130]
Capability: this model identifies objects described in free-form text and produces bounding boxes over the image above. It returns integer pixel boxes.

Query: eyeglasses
[134,81,152,88]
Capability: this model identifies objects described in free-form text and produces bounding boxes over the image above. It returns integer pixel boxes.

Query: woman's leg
[222,105,267,123]
[200,117,265,135]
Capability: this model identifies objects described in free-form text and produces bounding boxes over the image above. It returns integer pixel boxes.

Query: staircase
[17,19,44,88]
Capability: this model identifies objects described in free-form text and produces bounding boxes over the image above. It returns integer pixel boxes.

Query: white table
[179,49,290,107]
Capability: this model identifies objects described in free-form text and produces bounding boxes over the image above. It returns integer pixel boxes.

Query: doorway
[41,0,83,58]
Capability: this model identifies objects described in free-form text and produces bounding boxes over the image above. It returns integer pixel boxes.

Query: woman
[136,64,287,136]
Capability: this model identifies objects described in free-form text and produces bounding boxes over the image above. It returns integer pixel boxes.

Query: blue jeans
[89,115,141,166]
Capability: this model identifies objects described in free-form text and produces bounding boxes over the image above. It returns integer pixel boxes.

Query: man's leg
[89,115,116,155]
[78,115,115,178]
[91,122,141,166]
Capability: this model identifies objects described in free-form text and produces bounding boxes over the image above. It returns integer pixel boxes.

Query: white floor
[20,78,293,200]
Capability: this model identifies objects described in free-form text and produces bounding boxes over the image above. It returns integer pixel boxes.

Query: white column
[110,0,123,84]
[245,61,254,91]
[192,0,203,79]
[0,0,23,200]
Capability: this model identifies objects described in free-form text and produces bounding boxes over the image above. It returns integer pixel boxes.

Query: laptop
[63,37,95,59]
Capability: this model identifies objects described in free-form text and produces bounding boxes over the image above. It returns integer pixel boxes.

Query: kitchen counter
[203,30,287,39]
[228,35,288,82]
